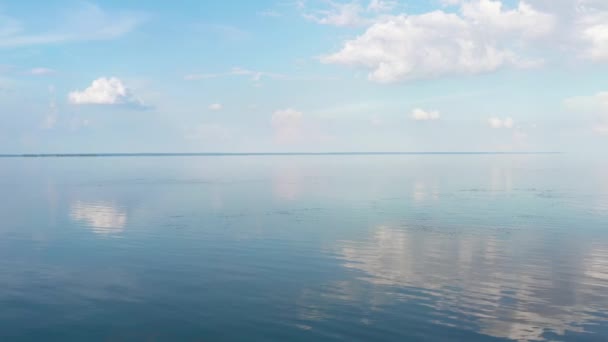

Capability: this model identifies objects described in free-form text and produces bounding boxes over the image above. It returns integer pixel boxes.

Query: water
[1,155,607,341]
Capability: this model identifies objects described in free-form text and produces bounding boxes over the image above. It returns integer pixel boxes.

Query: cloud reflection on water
[70,201,127,236]
[336,225,608,341]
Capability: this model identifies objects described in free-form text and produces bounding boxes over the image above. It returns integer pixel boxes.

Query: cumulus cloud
[411,108,440,121]
[209,103,223,111]
[272,108,303,143]
[68,77,148,109]
[311,0,608,81]
[321,0,553,82]
[581,20,608,61]
[524,0,608,62]
[488,117,514,128]
[461,0,555,38]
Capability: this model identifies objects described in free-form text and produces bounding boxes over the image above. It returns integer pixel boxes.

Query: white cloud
[581,20,608,61]
[411,108,440,121]
[523,0,608,62]
[68,77,147,108]
[488,117,514,128]
[28,67,55,76]
[0,3,144,48]
[461,0,555,38]
[303,2,367,27]
[321,0,557,82]
[322,2,552,82]
[209,103,223,111]
[272,108,303,143]
[230,67,284,81]
[301,0,398,27]
[184,67,335,83]
[308,0,608,77]
[561,0,608,62]
[185,67,286,82]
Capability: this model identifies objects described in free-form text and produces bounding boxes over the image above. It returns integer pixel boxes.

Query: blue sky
[1,0,607,153]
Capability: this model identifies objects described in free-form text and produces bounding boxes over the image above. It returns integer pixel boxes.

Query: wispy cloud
[185,67,287,82]
[367,0,397,12]
[185,66,337,83]
[303,2,368,27]
[0,3,145,48]
[28,68,56,76]
[300,0,397,27]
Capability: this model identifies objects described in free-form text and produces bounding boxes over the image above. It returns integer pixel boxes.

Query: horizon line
[0,152,564,158]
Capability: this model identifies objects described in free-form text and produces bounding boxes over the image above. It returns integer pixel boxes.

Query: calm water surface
[1,155,607,341]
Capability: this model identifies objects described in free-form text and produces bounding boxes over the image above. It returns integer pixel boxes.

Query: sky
[0,0,607,153]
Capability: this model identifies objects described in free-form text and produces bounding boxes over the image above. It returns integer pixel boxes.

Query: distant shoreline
[0,152,563,158]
